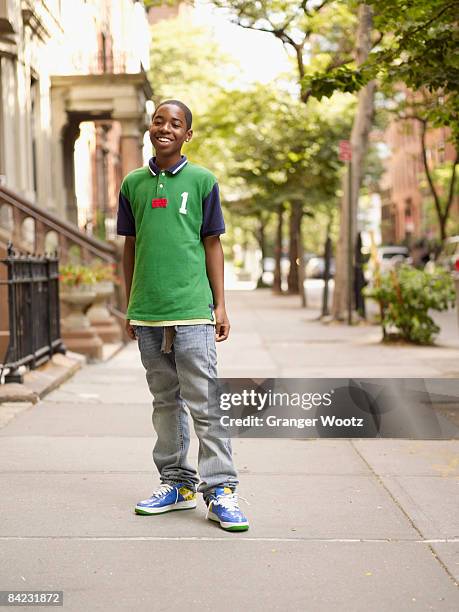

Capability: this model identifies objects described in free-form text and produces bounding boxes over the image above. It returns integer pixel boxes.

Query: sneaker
[205,487,249,531]
[135,483,197,515]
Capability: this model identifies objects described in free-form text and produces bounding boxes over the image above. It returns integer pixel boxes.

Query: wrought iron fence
[0,243,65,383]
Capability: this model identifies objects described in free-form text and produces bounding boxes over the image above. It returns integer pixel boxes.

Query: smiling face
[149,103,193,158]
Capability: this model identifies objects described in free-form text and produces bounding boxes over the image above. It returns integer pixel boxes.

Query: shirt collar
[148,155,188,176]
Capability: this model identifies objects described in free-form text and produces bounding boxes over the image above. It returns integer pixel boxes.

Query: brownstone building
[147,2,182,24]
[0,0,152,359]
[380,118,458,245]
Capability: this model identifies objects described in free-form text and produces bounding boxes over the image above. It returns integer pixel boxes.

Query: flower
[59,264,97,287]
[91,262,121,285]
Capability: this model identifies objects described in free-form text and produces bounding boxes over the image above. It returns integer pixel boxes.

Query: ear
[185,129,193,143]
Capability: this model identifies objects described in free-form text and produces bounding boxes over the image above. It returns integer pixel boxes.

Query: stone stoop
[0,352,86,406]
[0,343,124,427]
[0,340,126,406]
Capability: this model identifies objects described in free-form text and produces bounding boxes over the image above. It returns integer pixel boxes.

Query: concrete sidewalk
[0,289,458,611]
[219,287,459,378]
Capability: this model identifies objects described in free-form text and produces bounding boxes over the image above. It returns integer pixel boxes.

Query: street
[0,289,458,611]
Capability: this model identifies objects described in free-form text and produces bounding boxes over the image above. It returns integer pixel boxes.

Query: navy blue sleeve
[201,182,225,238]
[117,191,136,236]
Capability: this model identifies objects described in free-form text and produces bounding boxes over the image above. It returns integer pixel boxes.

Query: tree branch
[301,0,332,16]
[445,152,459,222]
[371,31,384,49]
[230,15,302,50]
[231,20,275,35]
[300,53,354,102]
[419,118,443,227]
[374,2,457,66]
[400,1,456,42]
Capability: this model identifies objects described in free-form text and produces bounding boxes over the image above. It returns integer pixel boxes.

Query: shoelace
[150,483,175,499]
[206,492,249,519]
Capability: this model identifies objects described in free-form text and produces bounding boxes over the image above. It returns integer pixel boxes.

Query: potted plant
[87,262,120,325]
[59,264,97,331]
[86,262,121,343]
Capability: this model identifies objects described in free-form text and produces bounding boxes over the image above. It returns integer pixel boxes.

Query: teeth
[158,137,171,142]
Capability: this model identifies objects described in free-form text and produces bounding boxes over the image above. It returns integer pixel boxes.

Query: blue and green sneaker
[205,487,249,532]
[135,483,197,515]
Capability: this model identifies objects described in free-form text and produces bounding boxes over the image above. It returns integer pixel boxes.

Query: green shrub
[364,265,456,345]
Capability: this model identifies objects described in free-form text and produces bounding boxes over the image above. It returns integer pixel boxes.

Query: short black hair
[153,100,192,130]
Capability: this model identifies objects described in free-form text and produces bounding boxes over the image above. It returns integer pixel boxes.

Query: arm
[203,235,230,342]
[122,235,136,340]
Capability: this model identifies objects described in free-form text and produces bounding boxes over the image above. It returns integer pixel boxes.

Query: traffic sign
[339,140,352,161]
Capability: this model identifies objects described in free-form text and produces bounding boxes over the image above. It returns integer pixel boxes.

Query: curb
[0,340,126,405]
[0,351,86,404]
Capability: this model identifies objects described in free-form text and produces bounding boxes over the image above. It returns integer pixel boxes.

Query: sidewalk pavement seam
[350,440,459,588]
[0,535,458,543]
[0,470,457,476]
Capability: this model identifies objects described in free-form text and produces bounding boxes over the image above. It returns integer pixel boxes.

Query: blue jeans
[133,324,239,497]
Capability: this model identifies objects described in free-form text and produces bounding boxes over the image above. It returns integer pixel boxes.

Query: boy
[116,99,248,532]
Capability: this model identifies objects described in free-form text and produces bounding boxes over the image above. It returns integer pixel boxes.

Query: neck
[155,152,182,170]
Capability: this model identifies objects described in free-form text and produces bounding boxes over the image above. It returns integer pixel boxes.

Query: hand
[126,320,137,340]
[214,305,230,342]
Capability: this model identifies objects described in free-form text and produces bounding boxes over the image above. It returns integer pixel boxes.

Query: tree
[148,12,232,114]
[145,1,354,297]
[305,0,459,242]
[212,1,357,102]
[146,7,239,190]
[331,4,375,320]
[208,1,380,320]
[306,0,459,140]
[198,85,352,295]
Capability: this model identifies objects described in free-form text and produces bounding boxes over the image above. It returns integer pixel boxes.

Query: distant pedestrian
[412,239,430,268]
[354,232,367,318]
[116,99,248,531]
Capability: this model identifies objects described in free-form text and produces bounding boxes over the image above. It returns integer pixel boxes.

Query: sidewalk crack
[350,440,459,588]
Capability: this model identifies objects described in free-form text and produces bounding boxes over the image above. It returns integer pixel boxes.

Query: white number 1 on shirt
[179,192,189,215]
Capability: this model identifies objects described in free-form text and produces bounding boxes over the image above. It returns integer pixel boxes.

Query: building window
[405,198,412,218]
[438,140,445,164]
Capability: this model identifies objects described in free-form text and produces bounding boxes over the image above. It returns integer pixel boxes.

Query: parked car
[377,246,411,272]
[435,236,459,273]
[261,256,290,285]
[303,252,317,266]
[261,253,319,284]
[365,245,411,283]
[305,256,336,279]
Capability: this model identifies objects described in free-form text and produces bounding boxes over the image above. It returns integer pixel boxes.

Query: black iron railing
[0,243,65,383]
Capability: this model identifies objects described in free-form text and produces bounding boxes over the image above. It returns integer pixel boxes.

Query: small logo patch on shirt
[152,198,168,208]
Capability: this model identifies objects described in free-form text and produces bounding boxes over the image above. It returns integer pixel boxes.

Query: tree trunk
[440,216,447,242]
[287,201,302,294]
[273,203,284,294]
[297,211,306,307]
[257,214,267,263]
[332,3,376,320]
[322,220,332,317]
[256,213,268,288]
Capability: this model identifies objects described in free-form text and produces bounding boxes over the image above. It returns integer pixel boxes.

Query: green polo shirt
[117,155,225,322]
